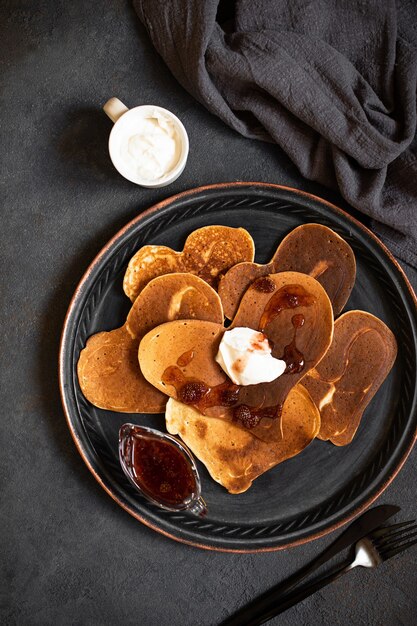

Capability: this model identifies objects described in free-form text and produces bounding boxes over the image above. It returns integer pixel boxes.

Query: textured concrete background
[1,1,416,624]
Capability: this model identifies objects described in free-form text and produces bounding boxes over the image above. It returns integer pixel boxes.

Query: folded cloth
[134,0,417,267]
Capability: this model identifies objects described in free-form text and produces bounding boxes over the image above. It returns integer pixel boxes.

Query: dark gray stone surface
[1,2,416,625]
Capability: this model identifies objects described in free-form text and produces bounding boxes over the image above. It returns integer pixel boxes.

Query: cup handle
[103,97,129,123]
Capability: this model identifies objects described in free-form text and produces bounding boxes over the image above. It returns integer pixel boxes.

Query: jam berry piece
[286,293,299,307]
[233,404,261,429]
[179,382,209,404]
[219,388,240,406]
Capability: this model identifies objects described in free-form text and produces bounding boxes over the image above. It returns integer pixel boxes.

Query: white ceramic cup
[103,97,189,188]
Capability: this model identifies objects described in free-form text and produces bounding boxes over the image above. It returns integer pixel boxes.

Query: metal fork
[239,519,417,625]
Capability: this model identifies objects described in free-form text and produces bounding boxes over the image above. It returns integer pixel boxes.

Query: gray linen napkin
[134,0,417,267]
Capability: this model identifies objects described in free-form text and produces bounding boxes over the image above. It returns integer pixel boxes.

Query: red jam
[259,284,315,331]
[233,403,283,428]
[281,314,306,374]
[162,366,240,410]
[177,350,195,367]
[128,434,196,506]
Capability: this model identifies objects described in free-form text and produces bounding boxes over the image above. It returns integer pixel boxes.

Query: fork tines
[371,519,417,560]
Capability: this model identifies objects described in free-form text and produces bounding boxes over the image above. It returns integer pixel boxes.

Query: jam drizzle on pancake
[162,284,315,430]
[259,284,315,331]
[176,350,195,367]
[162,366,240,410]
[281,314,305,374]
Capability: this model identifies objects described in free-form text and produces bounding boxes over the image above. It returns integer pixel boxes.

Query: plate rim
[59,181,417,553]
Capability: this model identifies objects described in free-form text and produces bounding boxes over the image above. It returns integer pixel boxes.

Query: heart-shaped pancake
[77,274,223,412]
[165,384,320,494]
[219,224,355,319]
[302,310,397,445]
[139,272,333,442]
[123,225,255,302]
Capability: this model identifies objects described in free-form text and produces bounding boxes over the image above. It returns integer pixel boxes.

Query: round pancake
[78,326,165,412]
[123,225,255,302]
[165,385,320,494]
[302,310,397,445]
[139,319,226,396]
[77,274,223,413]
[219,224,355,319]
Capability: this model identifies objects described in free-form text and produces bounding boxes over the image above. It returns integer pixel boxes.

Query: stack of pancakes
[78,224,397,493]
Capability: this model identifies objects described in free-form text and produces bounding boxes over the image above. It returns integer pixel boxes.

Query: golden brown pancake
[219,224,355,319]
[139,319,226,404]
[123,225,255,302]
[139,272,333,443]
[302,310,397,445]
[165,385,320,493]
[77,274,223,413]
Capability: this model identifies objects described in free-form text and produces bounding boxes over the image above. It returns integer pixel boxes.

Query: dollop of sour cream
[119,111,180,181]
[215,327,286,386]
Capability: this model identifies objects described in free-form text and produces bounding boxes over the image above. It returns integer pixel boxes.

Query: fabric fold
[134,0,417,266]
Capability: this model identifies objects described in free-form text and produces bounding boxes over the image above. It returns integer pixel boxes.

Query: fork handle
[224,556,354,626]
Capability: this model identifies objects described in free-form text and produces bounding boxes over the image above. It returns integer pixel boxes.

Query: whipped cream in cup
[103,97,189,188]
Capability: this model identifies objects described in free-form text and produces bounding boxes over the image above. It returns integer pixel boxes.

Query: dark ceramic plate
[59,183,417,552]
